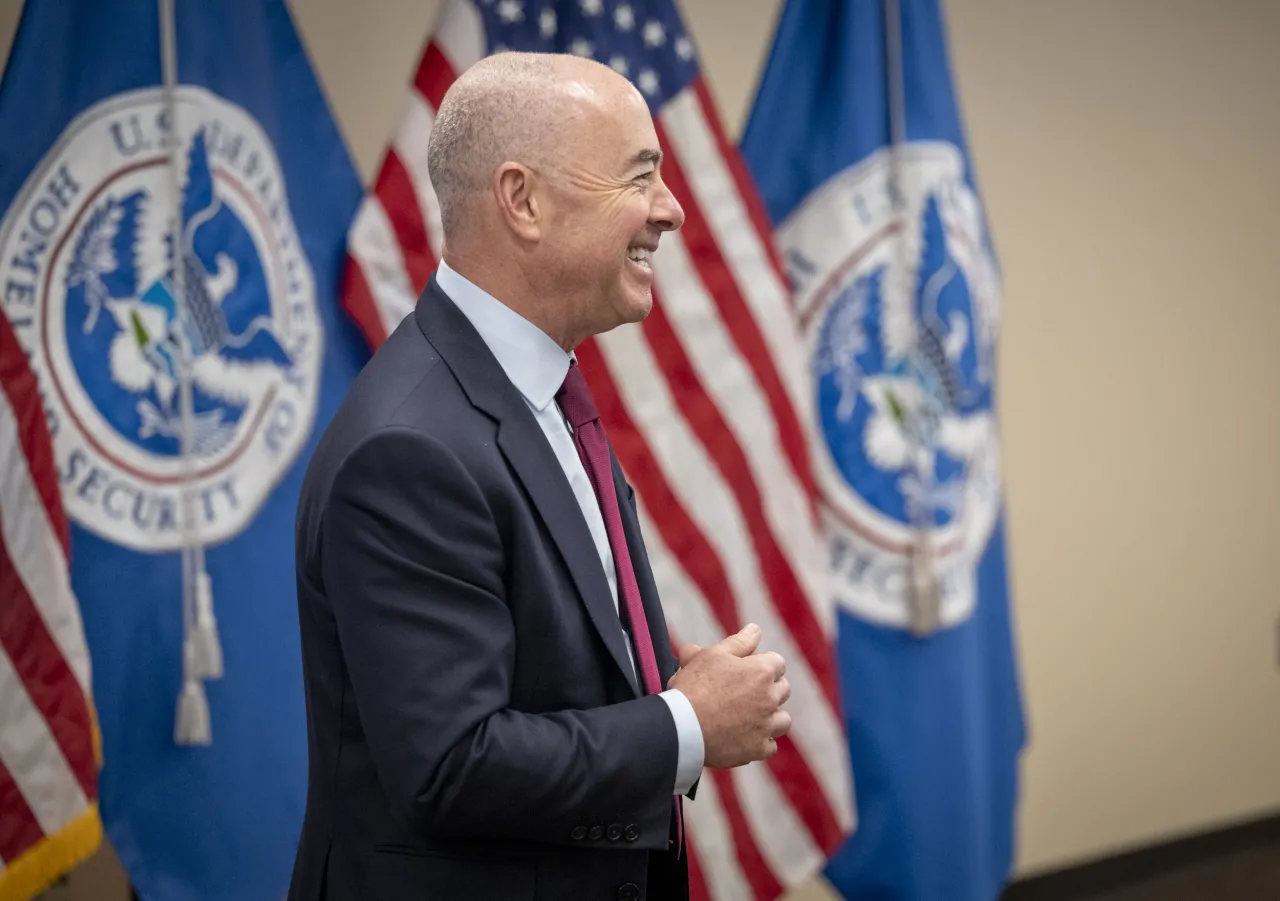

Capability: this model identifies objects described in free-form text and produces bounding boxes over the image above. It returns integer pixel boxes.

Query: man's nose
[650,177,685,232]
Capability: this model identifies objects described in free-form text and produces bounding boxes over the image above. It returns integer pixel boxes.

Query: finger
[760,651,786,680]
[769,709,793,739]
[762,736,779,760]
[676,642,703,668]
[720,623,761,658]
[771,677,792,707]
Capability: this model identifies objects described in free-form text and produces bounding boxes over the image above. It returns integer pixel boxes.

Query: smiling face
[431,53,687,349]
[535,75,685,342]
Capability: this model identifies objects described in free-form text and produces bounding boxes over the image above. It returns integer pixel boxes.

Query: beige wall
[945,0,1280,874]
[4,1,1280,898]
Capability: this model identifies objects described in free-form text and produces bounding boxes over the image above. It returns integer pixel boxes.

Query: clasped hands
[666,623,792,769]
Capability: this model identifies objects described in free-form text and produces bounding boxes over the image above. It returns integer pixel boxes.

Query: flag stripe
[0,753,44,867]
[685,833,711,901]
[430,0,486,81]
[393,91,446,260]
[633,301,838,712]
[340,253,392,350]
[647,223,829,630]
[347,199,418,336]
[0,647,89,840]
[0,246,97,889]
[644,232,854,826]
[588,321,755,640]
[0,324,90,691]
[0,321,68,558]
[0,539,96,806]
[582,343,740,636]
[414,42,459,112]
[0,313,96,805]
[731,760,824,886]
[657,98,820,508]
[707,768,783,900]
[375,150,435,294]
[680,775,753,901]
[691,80,790,297]
[648,227,826,617]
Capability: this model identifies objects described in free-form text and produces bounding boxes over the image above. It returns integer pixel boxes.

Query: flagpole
[884,0,941,637]
[160,0,214,745]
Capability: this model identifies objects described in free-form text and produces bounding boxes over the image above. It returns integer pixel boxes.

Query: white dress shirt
[436,261,704,797]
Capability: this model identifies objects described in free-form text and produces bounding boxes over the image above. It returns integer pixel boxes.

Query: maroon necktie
[555,360,684,855]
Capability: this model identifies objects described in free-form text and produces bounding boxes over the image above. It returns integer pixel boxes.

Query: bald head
[427,52,641,241]
[426,51,683,351]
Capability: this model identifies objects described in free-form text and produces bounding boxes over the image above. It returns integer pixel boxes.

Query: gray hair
[427,52,603,240]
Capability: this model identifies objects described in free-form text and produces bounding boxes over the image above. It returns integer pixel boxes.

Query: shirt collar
[436,260,571,411]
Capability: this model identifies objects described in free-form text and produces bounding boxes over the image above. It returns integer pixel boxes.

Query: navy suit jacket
[288,277,690,901]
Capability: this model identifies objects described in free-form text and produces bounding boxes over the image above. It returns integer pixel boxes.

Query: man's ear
[492,162,542,242]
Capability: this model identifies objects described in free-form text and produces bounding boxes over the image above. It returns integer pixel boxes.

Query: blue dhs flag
[0,2,367,898]
[741,1,1026,898]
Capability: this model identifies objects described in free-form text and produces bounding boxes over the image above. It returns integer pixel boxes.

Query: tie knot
[555,361,600,429]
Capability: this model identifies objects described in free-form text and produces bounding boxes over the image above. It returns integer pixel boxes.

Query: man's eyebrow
[630,148,663,169]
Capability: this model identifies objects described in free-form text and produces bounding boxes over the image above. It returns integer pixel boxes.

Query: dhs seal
[779,143,1001,630]
[0,87,322,552]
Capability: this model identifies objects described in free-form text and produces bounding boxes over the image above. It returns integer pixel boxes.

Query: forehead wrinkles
[554,100,639,187]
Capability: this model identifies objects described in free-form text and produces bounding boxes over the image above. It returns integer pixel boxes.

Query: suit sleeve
[323,426,678,850]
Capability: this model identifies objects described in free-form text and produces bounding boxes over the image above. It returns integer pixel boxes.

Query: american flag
[0,309,101,897]
[342,1,854,897]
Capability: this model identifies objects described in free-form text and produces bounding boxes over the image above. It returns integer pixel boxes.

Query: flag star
[637,68,659,96]
[642,20,666,47]
[496,0,523,24]
[675,35,694,60]
[539,8,556,37]
[609,54,629,76]
[614,4,635,31]
[569,37,595,58]
[580,0,603,16]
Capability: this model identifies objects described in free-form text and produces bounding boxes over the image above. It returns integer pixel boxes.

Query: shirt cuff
[658,688,704,796]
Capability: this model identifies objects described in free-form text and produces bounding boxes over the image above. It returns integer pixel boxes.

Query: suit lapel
[496,420,642,698]
[415,279,642,697]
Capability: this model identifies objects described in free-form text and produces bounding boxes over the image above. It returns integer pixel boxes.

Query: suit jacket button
[606,823,623,841]
[616,883,641,901]
[624,824,640,842]
[589,825,604,841]
[570,826,587,841]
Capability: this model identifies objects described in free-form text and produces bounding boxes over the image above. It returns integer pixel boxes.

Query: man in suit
[289,51,792,901]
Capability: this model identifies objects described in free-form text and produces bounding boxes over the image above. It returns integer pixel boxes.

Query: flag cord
[160,0,219,746]
[884,0,941,637]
